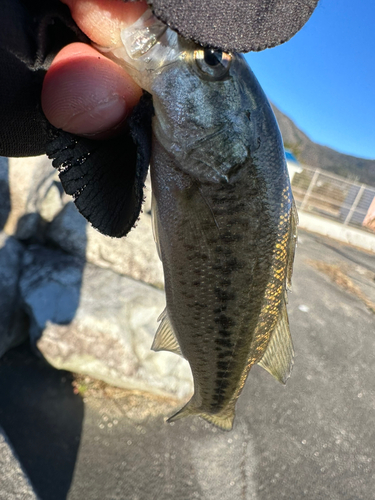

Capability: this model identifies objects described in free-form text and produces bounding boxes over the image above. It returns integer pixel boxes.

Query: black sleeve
[0,0,88,157]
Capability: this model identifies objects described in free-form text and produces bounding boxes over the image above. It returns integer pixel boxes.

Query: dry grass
[307,259,375,314]
[72,373,180,405]
[71,374,185,419]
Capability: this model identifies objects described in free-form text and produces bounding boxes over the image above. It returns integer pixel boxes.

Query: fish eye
[204,49,222,66]
[194,48,232,80]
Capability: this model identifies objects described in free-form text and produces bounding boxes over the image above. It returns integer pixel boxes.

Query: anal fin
[151,308,182,356]
[257,300,294,384]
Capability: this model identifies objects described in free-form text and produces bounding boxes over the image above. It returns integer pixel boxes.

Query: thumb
[41,43,143,138]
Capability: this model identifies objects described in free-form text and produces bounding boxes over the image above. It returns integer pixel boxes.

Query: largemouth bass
[103,9,298,430]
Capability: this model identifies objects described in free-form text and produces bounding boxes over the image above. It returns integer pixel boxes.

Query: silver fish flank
[104,9,298,430]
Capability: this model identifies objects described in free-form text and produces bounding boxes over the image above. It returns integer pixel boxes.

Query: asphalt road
[0,229,374,500]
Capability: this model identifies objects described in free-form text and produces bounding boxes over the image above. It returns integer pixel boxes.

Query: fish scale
[103,8,298,430]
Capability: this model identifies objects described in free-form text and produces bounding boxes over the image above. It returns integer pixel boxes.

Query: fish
[102,8,298,431]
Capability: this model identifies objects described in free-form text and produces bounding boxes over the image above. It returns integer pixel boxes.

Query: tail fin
[198,412,235,431]
[167,400,235,431]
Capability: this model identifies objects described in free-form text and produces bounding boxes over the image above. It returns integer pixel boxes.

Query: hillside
[271,104,375,187]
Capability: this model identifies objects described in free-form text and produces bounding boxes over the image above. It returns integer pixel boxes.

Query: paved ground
[0,428,37,499]
[1,229,374,500]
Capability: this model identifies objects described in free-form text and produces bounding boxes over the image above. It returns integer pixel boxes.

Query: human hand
[42,0,148,139]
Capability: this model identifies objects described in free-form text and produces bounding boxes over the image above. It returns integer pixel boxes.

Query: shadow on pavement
[0,155,88,499]
[0,157,11,230]
[318,235,375,273]
[0,342,83,500]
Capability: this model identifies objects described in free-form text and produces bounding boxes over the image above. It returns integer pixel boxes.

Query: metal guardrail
[288,164,375,233]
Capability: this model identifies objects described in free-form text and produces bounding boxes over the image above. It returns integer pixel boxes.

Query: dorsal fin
[151,308,182,356]
[257,300,294,384]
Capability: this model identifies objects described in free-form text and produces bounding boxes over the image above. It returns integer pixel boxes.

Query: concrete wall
[298,210,375,253]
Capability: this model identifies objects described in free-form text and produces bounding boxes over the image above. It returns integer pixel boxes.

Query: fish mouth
[97,8,190,91]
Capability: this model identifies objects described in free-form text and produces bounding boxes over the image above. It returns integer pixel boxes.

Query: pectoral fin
[257,300,294,384]
[151,308,182,356]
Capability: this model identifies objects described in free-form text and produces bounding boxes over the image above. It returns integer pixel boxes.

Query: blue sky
[244,0,375,160]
